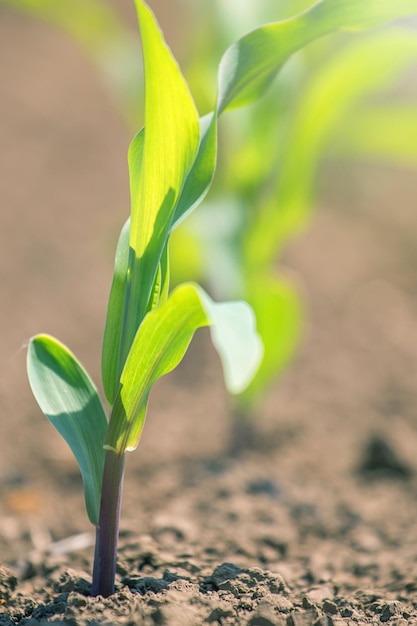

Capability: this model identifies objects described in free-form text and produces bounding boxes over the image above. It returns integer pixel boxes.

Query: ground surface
[1,4,417,625]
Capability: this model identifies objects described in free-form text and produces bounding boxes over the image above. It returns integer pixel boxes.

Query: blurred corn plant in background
[5,0,417,451]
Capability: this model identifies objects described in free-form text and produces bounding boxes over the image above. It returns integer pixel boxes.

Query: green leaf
[149,243,170,310]
[27,335,108,525]
[105,283,263,453]
[240,276,303,404]
[103,0,201,397]
[244,29,417,271]
[105,283,210,453]
[102,221,168,407]
[333,105,417,167]
[124,0,200,348]
[101,219,130,405]
[172,113,218,229]
[217,0,417,114]
[169,0,417,250]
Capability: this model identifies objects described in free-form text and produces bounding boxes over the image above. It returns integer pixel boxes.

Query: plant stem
[91,449,125,597]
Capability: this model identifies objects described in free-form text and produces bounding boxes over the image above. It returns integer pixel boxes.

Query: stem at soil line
[91,449,125,597]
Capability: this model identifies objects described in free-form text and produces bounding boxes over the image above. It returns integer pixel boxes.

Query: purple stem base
[91,449,125,598]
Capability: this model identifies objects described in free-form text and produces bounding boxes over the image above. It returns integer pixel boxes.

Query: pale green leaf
[198,289,264,394]
[171,0,417,247]
[217,0,417,114]
[27,335,107,525]
[101,219,130,405]
[149,243,170,310]
[103,0,201,394]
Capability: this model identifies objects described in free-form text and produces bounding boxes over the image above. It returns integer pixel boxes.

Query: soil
[1,4,417,625]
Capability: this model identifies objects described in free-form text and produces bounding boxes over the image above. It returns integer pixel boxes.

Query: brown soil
[1,5,417,625]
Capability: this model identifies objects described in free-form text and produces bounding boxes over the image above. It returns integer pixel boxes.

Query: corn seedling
[26,0,417,597]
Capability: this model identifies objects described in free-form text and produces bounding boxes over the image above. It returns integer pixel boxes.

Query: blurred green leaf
[1,0,125,49]
[27,335,107,525]
[217,0,417,114]
[241,276,303,404]
[244,29,417,271]
[334,106,417,167]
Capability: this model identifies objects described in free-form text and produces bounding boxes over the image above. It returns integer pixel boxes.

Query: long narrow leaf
[27,335,107,525]
[123,0,200,351]
[217,0,417,114]
[102,219,130,405]
[244,29,417,271]
[101,125,144,405]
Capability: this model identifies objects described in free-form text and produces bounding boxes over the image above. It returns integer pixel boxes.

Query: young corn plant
[26,0,417,598]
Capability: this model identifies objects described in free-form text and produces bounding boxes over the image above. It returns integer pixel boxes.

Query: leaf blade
[244,28,417,271]
[105,283,210,453]
[217,0,417,114]
[102,218,131,405]
[105,282,263,453]
[27,335,107,525]
[125,0,200,343]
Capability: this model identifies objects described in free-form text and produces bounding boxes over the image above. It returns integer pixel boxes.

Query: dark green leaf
[27,335,107,525]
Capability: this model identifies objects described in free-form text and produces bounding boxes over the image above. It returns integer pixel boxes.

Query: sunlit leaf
[121,0,200,361]
[27,335,107,525]
[105,284,210,453]
[105,283,263,453]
